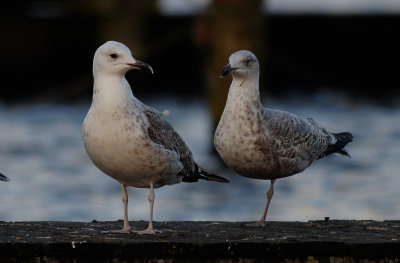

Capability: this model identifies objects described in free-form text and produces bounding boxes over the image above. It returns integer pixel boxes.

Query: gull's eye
[246,58,253,65]
[110,53,118,59]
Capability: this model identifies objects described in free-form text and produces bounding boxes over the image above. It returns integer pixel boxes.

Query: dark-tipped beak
[220,64,236,77]
[127,60,154,74]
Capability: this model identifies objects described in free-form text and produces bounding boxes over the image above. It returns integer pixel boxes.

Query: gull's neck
[224,73,262,112]
[92,73,137,109]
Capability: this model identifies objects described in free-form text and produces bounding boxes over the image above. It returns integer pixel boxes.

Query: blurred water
[159,0,400,15]
[0,91,399,222]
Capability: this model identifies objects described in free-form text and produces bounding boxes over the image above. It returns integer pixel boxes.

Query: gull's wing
[143,107,196,177]
[262,109,332,163]
[143,107,229,183]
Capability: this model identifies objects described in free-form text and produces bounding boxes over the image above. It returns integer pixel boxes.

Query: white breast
[82,90,182,188]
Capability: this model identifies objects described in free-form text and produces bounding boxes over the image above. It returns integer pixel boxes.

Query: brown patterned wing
[263,109,331,162]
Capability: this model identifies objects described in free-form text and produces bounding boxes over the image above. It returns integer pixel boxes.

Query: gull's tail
[182,165,230,183]
[0,172,9,182]
[322,132,354,158]
[197,169,230,183]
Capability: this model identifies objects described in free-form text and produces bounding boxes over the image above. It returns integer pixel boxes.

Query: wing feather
[263,109,331,162]
[143,107,196,178]
[143,107,229,183]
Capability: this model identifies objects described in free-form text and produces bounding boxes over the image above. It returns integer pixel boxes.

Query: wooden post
[1,221,399,262]
[73,0,157,58]
[206,0,264,128]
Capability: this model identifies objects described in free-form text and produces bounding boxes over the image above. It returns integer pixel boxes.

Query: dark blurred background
[1,0,400,222]
[1,0,400,104]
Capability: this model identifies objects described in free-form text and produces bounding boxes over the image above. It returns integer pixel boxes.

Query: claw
[135,228,157,235]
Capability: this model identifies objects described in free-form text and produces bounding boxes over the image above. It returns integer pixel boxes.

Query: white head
[93,41,153,77]
[220,50,259,79]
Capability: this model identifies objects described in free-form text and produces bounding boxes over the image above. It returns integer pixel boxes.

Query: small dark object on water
[0,172,9,182]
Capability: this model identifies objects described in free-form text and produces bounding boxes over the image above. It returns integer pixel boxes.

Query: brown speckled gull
[82,41,228,235]
[214,50,353,226]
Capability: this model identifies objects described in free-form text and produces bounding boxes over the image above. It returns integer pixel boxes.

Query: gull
[214,50,353,226]
[0,172,9,182]
[82,41,228,235]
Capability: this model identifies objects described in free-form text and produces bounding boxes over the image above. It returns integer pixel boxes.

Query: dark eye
[110,53,118,59]
[246,58,253,64]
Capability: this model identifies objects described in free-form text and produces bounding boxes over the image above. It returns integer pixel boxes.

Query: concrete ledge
[1,220,399,262]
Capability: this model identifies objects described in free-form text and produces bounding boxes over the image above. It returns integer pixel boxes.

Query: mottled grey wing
[143,108,196,177]
[263,109,331,161]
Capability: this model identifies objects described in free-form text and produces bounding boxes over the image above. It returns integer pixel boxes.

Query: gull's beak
[220,64,237,77]
[127,60,154,74]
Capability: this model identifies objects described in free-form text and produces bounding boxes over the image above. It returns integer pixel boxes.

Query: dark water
[0,92,399,222]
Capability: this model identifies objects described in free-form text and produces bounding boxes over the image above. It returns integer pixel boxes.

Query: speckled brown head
[220,50,259,79]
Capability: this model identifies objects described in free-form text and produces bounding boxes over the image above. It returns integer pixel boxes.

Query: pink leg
[121,184,132,232]
[245,179,276,227]
[137,183,157,235]
[103,184,132,234]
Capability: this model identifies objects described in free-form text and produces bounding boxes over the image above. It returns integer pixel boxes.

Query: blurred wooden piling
[2,3,400,102]
[206,0,264,128]
[1,220,400,262]
[73,0,157,59]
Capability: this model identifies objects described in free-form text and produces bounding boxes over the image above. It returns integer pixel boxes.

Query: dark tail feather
[322,132,353,158]
[198,169,230,183]
[182,165,230,183]
[0,172,9,182]
[336,149,350,157]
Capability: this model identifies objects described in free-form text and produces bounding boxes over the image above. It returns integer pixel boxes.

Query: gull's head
[93,41,153,76]
[220,50,259,79]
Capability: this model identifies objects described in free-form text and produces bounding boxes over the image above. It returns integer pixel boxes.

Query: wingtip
[321,132,354,159]
[201,172,230,183]
[337,149,351,158]
[209,174,230,183]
